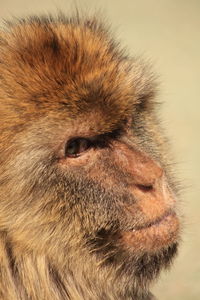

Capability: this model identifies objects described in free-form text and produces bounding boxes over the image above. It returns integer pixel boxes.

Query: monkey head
[0,14,180,299]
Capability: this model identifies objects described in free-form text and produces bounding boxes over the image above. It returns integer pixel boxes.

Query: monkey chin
[89,211,179,283]
[109,211,180,283]
[114,212,180,288]
[120,211,180,253]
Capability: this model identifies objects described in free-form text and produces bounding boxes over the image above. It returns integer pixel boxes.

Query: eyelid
[64,129,123,158]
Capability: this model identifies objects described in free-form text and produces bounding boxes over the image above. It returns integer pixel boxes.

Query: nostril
[136,184,154,192]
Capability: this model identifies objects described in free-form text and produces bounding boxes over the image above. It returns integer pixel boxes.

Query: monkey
[0,13,180,300]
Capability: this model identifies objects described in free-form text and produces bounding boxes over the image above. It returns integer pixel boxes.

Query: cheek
[60,151,124,192]
[87,152,128,190]
[59,149,95,167]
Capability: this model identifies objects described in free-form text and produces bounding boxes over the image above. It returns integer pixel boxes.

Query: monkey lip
[121,211,179,252]
[132,210,175,231]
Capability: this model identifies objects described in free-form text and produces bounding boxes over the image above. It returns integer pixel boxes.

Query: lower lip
[120,212,179,252]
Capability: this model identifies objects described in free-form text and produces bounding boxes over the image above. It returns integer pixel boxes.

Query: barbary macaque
[0,13,180,300]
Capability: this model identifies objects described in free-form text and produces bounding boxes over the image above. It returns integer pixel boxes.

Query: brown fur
[0,14,180,299]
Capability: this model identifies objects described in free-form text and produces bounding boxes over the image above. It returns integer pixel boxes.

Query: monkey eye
[65,138,92,158]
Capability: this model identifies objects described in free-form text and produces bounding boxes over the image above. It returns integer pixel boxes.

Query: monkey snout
[131,156,164,190]
[134,170,166,196]
[116,142,164,190]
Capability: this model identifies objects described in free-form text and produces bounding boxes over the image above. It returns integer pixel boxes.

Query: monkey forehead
[0,15,156,120]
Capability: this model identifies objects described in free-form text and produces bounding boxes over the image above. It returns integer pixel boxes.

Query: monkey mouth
[120,211,179,252]
[133,210,176,231]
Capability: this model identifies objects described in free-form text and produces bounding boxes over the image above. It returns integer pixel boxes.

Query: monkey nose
[126,171,174,222]
[128,169,174,220]
[135,167,164,191]
[135,173,167,198]
[132,166,174,213]
[132,158,164,193]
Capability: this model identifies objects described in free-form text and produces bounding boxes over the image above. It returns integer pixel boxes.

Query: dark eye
[65,138,92,158]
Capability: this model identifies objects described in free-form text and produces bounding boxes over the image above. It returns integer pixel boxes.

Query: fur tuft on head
[0,14,155,132]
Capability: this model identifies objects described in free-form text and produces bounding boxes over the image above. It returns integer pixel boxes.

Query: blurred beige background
[0,0,199,299]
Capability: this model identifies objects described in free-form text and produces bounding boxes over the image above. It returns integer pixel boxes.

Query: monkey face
[33,110,179,286]
[57,126,179,247]
[0,15,180,296]
[55,116,179,264]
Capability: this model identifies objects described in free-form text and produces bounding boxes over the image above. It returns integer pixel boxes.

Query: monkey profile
[0,13,180,300]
